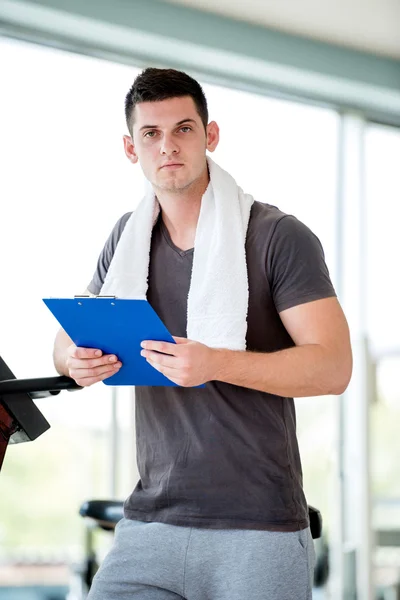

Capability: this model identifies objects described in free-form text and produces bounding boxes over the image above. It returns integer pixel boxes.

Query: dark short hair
[125,68,209,135]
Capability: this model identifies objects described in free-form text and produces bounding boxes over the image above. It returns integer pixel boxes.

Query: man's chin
[155,177,194,193]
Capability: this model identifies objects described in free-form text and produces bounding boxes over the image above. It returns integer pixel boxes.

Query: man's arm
[213,297,352,396]
[140,297,352,396]
[53,288,93,376]
[53,327,75,376]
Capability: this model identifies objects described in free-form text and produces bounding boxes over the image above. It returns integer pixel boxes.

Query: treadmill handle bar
[0,376,82,396]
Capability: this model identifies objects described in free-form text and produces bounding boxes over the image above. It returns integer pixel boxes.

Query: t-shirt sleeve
[87,212,132,295]
[267,215,336,313]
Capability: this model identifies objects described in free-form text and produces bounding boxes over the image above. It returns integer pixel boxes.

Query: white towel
[100,157,254,350]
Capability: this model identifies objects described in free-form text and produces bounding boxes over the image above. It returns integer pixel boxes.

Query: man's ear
[123,135,139,164]
[206,121,220,153]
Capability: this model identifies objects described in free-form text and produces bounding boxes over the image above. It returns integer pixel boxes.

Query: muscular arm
[142,297,353,396]
[213,297,352,397]
[207,216,352,396]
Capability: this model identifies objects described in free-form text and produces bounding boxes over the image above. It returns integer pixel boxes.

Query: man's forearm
[53,328,73,376]
[212,344,352,397]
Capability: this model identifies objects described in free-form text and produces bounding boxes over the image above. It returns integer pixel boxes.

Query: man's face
[125,96,219,193]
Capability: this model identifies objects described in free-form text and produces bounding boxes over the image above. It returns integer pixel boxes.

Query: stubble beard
[154,172,200,195]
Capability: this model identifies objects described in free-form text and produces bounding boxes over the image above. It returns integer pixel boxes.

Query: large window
[366,126,400,556]
[0,36,340,593]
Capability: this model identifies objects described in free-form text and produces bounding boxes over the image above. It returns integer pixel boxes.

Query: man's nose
[160,134,179,155]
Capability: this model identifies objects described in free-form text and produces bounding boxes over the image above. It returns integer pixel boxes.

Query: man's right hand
[65,344,122,387]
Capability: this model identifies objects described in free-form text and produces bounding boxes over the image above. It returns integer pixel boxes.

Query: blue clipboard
[43,297,183,387]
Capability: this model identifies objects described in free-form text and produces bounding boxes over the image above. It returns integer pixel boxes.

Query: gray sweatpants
[88,518,316,600]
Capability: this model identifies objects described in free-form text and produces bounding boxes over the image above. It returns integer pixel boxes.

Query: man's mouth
[160,163,184,170]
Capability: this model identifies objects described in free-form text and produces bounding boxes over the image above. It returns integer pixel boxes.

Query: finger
[141,350,178,368]
[146,358,178,377]
[70,345,103,359]
[74,369,119,387]
[70,362,122,382]
[141,340,178,355]
[146,359,186,387]
[67,354,119,370]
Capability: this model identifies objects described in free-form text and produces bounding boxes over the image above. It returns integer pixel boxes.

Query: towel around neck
[100,158,255,350]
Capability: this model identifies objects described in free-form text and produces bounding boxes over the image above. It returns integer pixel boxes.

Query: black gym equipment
[0,355,81,471]
[79,500,322,538]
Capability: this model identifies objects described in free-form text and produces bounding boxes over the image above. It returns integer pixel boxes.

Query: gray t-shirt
[88,200,336,531]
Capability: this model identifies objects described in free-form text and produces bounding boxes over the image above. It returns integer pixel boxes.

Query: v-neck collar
[159,218,194,258]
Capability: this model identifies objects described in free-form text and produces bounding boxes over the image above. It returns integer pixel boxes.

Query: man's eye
[180,127,191,133]
[144,131,156,138]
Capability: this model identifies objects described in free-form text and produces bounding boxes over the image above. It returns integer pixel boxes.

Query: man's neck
[155,172,209,251]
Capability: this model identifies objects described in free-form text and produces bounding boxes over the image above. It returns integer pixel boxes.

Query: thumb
[172,336,189,345]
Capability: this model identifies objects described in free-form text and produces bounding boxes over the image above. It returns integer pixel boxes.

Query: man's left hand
[140,337,217,387]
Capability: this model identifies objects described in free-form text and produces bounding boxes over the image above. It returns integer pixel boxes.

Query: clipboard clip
[74,295,117,299]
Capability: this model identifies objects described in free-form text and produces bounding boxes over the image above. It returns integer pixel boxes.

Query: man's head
[123,68,219,194]
[125,68,209,135]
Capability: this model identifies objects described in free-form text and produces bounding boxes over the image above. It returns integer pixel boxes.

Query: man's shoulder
[248,200,289,237]
[250,200,287,219]
[108,211,133,246]
[115,211,133,232]
[248,201,323,251]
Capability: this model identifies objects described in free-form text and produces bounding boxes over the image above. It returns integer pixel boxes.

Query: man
[53,68,352,599]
